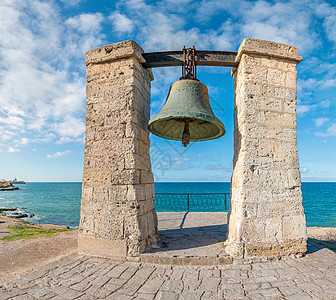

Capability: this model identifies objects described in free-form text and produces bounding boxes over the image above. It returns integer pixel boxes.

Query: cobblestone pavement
[0,212,335,299]
[0,242,335,299]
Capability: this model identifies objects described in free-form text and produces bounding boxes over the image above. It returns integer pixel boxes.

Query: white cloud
[46,150,70,159]
[314,117,329,127]
[297,105,312,115]
[297,99,331,115]
[109,12,134,33]
[206,164,232,171]
[60,0,83,7]
[66,13,104,33]
[0,2,104,151]
[8,147,20,153]
[300,167,309,173]
[316,122,336,137]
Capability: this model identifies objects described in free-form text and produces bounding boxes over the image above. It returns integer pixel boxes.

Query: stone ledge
[225,238,307,259]
[85,40,154,80]
[85,40,144,65]
[236,38,302,64]
[140,254,233,266]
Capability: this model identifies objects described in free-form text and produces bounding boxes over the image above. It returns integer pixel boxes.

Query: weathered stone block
[286,71,297,89]
[267,68,285,86]
[274,87,296,100]
[283,214,307,240]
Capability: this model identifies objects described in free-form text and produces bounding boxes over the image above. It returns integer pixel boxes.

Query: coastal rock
[0,208,17,213]
[0,181,19,191]
[10,213,28,219]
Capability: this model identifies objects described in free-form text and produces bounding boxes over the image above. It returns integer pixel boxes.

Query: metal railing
[155,193,230,212]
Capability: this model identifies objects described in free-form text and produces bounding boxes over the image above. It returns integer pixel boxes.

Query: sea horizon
[12,181,336,183]
[1,182,335,228]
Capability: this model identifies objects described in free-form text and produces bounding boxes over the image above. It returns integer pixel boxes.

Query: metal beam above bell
[142,50,238,69]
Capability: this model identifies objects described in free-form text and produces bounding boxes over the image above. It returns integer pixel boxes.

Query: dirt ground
[0,216,78,278]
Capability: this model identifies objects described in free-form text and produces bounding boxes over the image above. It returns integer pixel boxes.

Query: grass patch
[1,226,73,242]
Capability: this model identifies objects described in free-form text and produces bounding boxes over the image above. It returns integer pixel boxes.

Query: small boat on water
[10,178,26,184]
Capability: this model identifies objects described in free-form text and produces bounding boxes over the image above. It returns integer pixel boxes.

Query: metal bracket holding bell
[180,46,197,81]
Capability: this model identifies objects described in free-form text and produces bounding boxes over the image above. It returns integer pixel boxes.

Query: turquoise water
[0,182,335,228]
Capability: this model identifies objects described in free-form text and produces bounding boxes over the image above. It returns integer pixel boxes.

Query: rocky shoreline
[0,207,34,219]
[0,181,19,191]
[0,214,70,231]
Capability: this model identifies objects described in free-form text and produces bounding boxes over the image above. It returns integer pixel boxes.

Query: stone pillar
[78,40,158,259]
[226,38,307,259]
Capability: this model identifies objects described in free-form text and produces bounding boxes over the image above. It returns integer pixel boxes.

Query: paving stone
[242,275,279,284]
[198,278,220,292]
[297,281,323,293]
[84,285,112,298]
[148,267,168,280]
[248,269,278,277]
[119,267,138,280]
[102,283,119,293]
[243,282,272,290]
[106,265,129,278]
[179,291,202,299]
[183,280,201,291]
[155,291,179,300]
[116,275,147,296]
[270,280,296,288]
[252,261,288,270]
[90,275,110,288]
[278,285,303,297]
[202,291,224,299]
[160,280,183,293]
[93,263,118,277]
[0,288,14,300]
[246,287,283,299]
[223,288,245,299]
[286,293,313,300]
[12,295,37,300]
[135,267,156,279]
[199,269,220,278]
[136,292,157,300]
[71,278,92,292]
[50,285,84,299]
[220,277,241,284]
[106,277,127,286]
[183,269,199,280]
[137,279,164,294]
[301,269,326,279]
[170,268,184,280]
[25,285,57,300]
[220,264,251,271]
[7,286,28,297]
[105,292,133,300]
[21,269,47,282]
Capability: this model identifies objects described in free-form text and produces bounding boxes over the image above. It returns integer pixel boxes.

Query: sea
[0,182,335,228]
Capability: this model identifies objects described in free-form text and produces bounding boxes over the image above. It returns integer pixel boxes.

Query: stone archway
[78,38,307,260]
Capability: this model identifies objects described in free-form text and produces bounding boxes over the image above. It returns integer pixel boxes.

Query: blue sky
[0,0,335,182]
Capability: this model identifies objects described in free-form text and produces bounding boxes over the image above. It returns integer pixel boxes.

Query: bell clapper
[182,119,190,147]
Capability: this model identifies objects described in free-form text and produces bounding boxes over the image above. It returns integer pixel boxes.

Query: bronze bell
[148,79,225,147]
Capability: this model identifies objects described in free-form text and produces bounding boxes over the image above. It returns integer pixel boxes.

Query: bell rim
[148,114,226,142]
